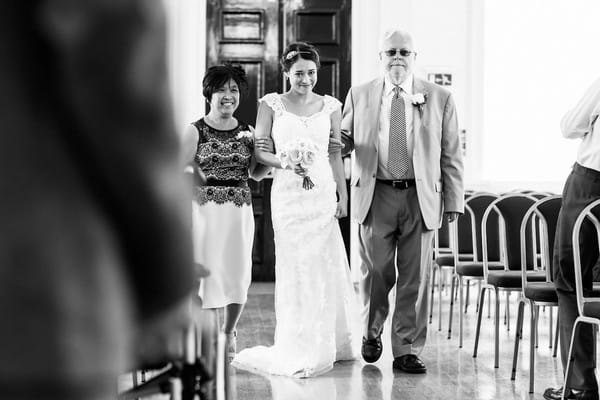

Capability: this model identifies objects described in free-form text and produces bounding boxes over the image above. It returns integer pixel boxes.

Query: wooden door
[206,0,351,281]
[282,0,351,99]
[282,0,352,259]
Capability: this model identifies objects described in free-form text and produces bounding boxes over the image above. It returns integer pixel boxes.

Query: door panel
[206,0,351,280]
[283,0,351,99]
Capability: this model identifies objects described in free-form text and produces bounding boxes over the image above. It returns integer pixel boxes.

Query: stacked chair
[431,201,476,333]
[430,216,452,326]
[119,281,230,400]
[450,192,503,348]
[472,193,548,368]
[562,198,600,398]
[510,195,562,393]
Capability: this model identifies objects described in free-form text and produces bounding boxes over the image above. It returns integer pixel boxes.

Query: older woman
[183,65,271,362]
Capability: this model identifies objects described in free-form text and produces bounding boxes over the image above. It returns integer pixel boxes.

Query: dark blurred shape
[0,1,194,399]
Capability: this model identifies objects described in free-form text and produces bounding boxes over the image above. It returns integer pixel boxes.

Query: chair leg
[504,292,508,326]
[438,268,444,331]
[448,274,457,339]
[508,292,511,331]
[549,306,553,349]
[475,280,480,313]
[505,291,511,331]
[459,277,464,348]
[535,306,539,349]
[465,279,470,314]
[529,303,538,393]
[473,286,487,358]
[488,284,492,319]
[553,312,560,358]
[454,276,459,301]
[511,299,525,381]
[562,319,583,400]
[494,288,500,368]
[429,264,437,324]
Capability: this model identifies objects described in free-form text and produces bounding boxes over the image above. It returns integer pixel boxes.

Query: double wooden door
[206,0,351,280]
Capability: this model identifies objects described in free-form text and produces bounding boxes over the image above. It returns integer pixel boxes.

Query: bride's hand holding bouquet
[278,139,317,190]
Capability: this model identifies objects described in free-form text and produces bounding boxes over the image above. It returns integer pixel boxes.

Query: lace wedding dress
[232,93,358,378]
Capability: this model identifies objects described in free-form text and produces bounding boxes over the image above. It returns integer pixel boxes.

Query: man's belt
[376,179,416,190]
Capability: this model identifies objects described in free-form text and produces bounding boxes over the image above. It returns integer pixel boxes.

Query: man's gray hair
[379,28,415,50]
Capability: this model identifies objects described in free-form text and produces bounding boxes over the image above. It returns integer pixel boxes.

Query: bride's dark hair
[280,42,320,72]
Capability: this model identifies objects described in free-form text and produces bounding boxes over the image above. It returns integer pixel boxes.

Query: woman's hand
[252,124,274,153]
[255,137,274,153]
[335,199,348,219]
[293,164,306,176]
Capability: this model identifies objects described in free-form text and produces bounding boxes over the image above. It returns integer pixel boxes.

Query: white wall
[481,0,600,193]
[163,0,206,134]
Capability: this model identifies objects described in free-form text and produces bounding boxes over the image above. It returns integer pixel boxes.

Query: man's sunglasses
[381,49,416,57]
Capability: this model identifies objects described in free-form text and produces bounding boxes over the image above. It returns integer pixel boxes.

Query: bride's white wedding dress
[232,93,358,378]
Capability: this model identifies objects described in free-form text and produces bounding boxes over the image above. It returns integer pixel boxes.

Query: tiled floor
[231,282,568,400]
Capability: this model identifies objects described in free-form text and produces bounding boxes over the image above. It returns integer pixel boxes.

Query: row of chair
[431,190,600,396]
[430,191,561,394]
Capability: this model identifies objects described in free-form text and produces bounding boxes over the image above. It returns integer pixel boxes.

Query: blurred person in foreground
[544,77,600,400]
[0,1,195,399]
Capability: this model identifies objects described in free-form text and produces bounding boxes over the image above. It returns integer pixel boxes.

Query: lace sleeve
[260,93,284,117]
[323,95,342,115]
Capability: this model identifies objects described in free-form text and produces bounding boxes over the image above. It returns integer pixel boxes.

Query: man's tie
[388,86,409,178]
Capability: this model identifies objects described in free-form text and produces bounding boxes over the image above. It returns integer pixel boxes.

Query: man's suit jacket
[341,77,464,230]
[0,0,194,391]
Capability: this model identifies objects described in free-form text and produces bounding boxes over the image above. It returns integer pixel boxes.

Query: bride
[232,42,358,378]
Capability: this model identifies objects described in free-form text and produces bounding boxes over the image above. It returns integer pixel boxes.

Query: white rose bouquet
[278,139,318,190]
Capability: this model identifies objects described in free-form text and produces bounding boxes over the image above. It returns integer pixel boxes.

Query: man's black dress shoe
[393,354,427,374]
[361,335,382,363]
[543,386,599,400]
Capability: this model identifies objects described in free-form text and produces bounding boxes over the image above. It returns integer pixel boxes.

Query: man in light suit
[340,28,464,373]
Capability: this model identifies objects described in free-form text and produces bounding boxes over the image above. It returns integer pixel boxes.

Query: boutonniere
[235,127,255,145]
[410,92,427,116]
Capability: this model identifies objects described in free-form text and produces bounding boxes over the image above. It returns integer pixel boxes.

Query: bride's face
[285,58,317,95]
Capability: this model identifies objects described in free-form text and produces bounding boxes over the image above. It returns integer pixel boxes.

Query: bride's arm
[329,108,348,218]
[254,101,285,169]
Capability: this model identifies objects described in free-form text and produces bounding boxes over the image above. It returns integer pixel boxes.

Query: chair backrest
[482,194,538,277]
[572,198,600,317]
[456,206,474,255]
[434,216,451,258]
[535,195,562,278]
[465,192,501,263]
[519,195,562,288]
[448,205,476,267]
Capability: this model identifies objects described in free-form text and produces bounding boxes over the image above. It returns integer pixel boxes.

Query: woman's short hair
[280,42,320,72]
[202,64,248,101]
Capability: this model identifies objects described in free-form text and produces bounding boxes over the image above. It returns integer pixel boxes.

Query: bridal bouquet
[278,139,317,190]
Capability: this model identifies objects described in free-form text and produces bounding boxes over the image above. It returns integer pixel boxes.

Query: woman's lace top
[192,118,253,207]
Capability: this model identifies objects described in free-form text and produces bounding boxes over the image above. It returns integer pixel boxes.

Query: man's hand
[445,212,461,223]
[335,199,348,219]
[328,136,344,155]
[194,166,207,186]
